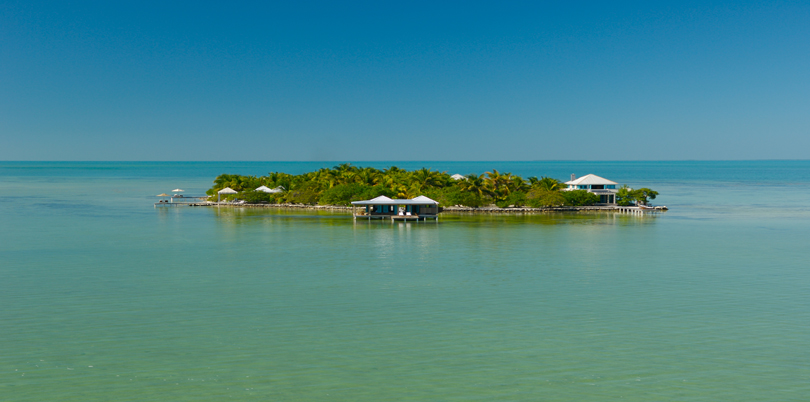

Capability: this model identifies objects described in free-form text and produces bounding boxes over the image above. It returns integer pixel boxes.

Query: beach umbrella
[255,185,284,193]
[257,185,285,193]
[156,193,170,203]
[217,187,238,202]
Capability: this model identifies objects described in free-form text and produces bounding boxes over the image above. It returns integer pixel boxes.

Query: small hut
[351,195,440,221]
[217,187,238,202]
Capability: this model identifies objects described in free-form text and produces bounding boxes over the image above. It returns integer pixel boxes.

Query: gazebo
[217,187,238,202]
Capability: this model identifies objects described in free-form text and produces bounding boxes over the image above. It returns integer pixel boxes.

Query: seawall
[176,202,667,213]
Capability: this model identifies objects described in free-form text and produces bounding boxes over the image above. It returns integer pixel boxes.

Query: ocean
[1,161,809,401]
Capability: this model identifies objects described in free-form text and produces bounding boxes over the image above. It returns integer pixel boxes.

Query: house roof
[410,195,438,203]
[351,195,439,206]
[564,174,618,186]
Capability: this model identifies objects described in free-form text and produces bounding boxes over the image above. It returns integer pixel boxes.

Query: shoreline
[174,202,668,214]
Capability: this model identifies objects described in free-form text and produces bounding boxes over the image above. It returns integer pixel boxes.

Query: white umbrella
[256,185,284,193]
[217,187,238,202]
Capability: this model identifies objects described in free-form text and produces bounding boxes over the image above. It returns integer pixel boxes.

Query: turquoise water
[2,161,810,401]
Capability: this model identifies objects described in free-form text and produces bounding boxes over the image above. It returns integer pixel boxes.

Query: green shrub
[425,186,487,207]
[319,184,365,206]
[355,184,396,201]
[616,186,659,206]
[616,186,634,206]
[562,190,600,206]
[526,188,566,207]
[496,191,527,208]
[632,188,658,205]
[284,183,322,205]
[239,190,274,203]
[318,184,395,206]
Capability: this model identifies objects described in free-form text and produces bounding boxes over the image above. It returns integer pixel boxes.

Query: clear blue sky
[1,1,808,161]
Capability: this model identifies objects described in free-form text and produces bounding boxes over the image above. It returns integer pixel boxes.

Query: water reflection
[157,207,662,265]
[210,207,353,226]
[179,206,664,229]
[438,211,661,227]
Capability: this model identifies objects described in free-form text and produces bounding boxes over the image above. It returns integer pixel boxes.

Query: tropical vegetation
[206,165,657,208]
[616,185,659,206]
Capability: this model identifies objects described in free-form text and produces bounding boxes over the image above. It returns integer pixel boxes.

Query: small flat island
[183,165,665,215]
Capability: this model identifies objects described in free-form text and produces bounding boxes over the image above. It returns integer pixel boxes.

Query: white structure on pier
[564,174,619,205]
[256,185,284,193]
[351,195,440,221]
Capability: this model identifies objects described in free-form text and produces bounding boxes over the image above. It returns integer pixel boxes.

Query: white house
[564,174,619,205]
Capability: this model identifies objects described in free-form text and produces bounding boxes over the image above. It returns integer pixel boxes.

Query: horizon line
[1,159,809,163]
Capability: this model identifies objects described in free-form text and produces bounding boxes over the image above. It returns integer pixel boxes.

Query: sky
[1,1,808,161]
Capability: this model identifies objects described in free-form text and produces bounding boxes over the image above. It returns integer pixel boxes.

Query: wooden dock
[391,215,422,221]
[155,201,204,207]
[352,213,438,221]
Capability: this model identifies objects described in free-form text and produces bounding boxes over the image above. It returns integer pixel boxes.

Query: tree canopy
[206,165,656,208]
[616,185,659,206]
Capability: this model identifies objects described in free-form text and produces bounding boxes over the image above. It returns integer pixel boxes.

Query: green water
[2,162,809,401]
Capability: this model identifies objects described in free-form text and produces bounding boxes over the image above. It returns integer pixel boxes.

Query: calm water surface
[1,161,809,401]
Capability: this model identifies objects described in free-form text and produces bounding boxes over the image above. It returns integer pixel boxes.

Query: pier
[391,215,425,222]
[154,195,208,207]
[614,206,667,215]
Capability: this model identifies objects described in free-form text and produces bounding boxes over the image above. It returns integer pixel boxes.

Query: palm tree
[354,167,382,186]
[213,174,239,190]
[534,177,563,192]
[508,175,528,193]
[458,174,487,197]
[408,168,440,193]
[333,163,356,174]
[484,170,512,201]
[310,169,334,189]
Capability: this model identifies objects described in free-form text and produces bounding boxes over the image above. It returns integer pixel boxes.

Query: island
[199,165,664,214]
